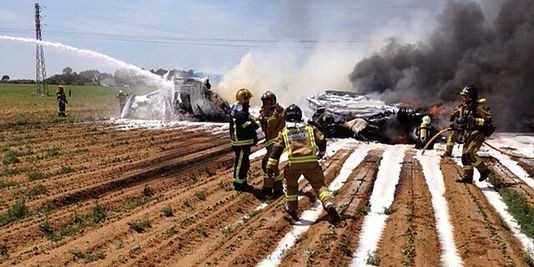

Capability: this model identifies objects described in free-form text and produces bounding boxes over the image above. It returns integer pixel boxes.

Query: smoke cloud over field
[350,0,534,131]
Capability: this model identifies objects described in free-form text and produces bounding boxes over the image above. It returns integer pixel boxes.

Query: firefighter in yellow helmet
[415,115,435,149]
[453,85,496,183]
[266,104,341,225]
[230,88,259,190]
[259,91,285,198]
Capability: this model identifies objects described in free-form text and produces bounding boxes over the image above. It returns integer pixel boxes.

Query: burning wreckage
[307,91,437,144]
[121,84,436,145]
[121,78,231,121]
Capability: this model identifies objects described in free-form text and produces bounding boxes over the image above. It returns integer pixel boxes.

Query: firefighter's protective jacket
[267,122,326,167]
[451,99,493,135]
[259,104,285,147]
[229,103,259,146]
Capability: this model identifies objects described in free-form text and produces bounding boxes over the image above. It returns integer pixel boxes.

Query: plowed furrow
[375,151,441,267]
[485,158,534,205]
[279,150,383,267]
[190,150,352,267]
[441,158,528,267]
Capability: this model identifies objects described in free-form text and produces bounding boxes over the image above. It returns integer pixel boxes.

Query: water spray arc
[34,2,48,96]
[0,34,176,119]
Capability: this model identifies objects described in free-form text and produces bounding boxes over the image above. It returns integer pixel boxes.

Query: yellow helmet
[236,88,253,104]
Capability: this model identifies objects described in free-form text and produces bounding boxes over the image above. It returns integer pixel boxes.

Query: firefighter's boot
[456,169,473,183]
[479,170,493,182]
[285,201,298,223]
[324,202,341,226]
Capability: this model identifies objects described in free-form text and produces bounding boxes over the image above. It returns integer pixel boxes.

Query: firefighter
[415,115,435,149]
[56,85,68,117]
[259,91,285,197]
[443,103,464,157]
[266,104,341,225]
[230,88,259,191]
[116,90,129,114]
[453,85,496,183]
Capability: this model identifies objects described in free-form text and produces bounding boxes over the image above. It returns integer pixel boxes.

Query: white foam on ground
[487,146,533,188]
[351,145,408,267]
[257,144,370,267]
[488,133,534,158]
[416,150,463,267]
[452,158,534,258]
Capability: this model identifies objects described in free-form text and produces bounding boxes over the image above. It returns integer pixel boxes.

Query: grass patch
[359,203,371,216]
[161,205,173,217]
[0,167,28,177]
[45,148,60,157]
[0,179,17,189]
[0,200,29,227]
[0,244,8,260]
[69,248,105,263]
[128,219,151,233]
[26,184,47,198]
[91,203,106,224]
[165,226,177,237]
[498,189,534,238]
[39,200,55,214]
[194,190,207,201]
[57,166,74,175]
[27,170,47,181]
[198,225,208,237]
[383,205,396,215]
[366,251,384,266]
[340,236,352,257]
[143,185,155,197]
[2,150,20,165]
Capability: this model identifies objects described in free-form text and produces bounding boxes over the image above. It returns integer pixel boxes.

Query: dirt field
[0,119,532,266]
[0,85,533,266]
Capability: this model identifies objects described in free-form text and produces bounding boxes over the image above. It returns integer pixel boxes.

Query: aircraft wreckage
[121,77,231,121]
[121,84,435,144]
[307,90,436,144]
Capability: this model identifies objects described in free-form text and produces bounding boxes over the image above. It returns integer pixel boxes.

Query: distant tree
[150,68,168,77]
[63,67,73,75]
[1,75,9,81]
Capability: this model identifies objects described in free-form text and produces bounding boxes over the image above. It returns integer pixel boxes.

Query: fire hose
[421,128,534,159]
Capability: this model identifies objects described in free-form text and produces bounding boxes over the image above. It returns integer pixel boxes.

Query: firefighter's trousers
[283,161,333,213]
[445,130,460,156]
[261,144,283,191]
[461,132,490,179]
[58,103,66,116]
[233,145,251,185]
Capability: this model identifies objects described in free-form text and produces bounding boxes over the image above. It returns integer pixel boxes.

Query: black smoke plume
[350,0,534,131]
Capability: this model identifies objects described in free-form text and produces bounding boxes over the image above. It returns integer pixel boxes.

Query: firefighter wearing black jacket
[230,88,259,190]
[56,85,68,117]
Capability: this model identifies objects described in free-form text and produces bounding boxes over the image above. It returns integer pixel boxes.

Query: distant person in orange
[56,85,68,117]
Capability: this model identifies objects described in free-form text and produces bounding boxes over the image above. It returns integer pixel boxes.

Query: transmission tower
[35,2,48,96]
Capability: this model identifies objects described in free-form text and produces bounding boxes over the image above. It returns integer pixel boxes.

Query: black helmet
[261,91,277,106]
[460,84,478,100]
[285,104,302,122]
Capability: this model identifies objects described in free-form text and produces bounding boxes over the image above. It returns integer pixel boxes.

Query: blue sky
[0,0,482,79]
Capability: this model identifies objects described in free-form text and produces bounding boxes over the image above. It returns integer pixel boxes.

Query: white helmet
[422,115,431,124]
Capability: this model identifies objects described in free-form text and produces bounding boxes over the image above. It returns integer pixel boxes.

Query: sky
[0,0,461,79]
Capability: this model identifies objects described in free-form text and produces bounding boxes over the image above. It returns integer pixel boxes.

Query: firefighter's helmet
[460,84,478,100]
[285,104,303,122]
[58,85,64,92]
[422,115,431,124]
[236,88,253,104]
[261,91,277,106]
